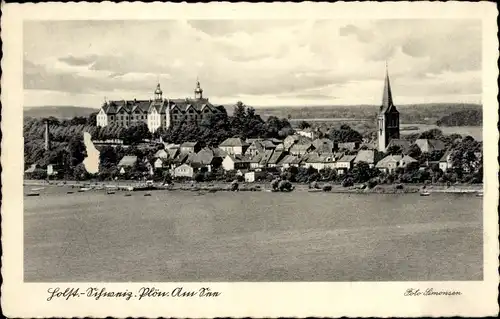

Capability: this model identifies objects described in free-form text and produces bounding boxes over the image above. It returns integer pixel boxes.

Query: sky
[23,19,482,108]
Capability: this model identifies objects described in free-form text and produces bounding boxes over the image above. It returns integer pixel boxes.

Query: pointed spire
[381,62,393,112]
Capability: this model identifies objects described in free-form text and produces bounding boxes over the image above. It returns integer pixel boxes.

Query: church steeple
[381,63,394,112]
[377,62,400,152]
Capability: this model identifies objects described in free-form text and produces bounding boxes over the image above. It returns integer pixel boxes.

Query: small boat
[80,187,92,192]
[144,193,152,197]
[106,191,115,195]
[31,187,45,191]
[26,193,40,197]
[124,193,132,197]
[476,192,483,197]
[308,189,323,193]
[66,191,74,194]
[420,191,431,197]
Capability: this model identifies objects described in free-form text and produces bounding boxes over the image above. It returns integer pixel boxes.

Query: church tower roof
[380,64,397,114]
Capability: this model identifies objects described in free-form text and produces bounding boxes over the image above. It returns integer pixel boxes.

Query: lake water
[24,187,482,282]
[400,124,483,141]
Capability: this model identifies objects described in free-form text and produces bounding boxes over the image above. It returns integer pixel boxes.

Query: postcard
[1,2,498,318]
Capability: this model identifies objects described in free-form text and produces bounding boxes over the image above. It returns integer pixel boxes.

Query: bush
[322,184,332,192]
[278,180,294,192]
[366,179,378,189]
[194,172,205,182]
[342,177,354,187]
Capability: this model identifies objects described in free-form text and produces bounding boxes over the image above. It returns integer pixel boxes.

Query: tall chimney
[44,120,51,151]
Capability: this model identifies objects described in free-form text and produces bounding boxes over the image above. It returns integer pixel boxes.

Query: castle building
[377,66,400,152]
[96,80,225,133]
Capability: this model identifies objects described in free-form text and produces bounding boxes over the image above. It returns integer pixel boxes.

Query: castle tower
[154,83,163,101]
[194,78,203,100]
[377,64,400,152]
[44,120,51,151]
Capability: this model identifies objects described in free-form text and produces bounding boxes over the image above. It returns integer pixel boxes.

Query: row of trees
[155,101,294,146]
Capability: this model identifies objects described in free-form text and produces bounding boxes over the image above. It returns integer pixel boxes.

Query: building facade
[377,66,400,152]
[97,80,226,133]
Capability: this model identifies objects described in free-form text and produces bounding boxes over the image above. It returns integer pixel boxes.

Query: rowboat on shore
[420,191,431,196]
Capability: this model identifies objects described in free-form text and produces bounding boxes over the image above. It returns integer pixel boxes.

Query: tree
[386,145,402,155]
[298,121,311,129]
[329,124,363,143]
[407,144,422,160]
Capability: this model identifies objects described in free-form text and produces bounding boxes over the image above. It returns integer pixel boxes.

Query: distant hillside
[257,103,482,124]
[436,109,482,127]
[24,106,99,119]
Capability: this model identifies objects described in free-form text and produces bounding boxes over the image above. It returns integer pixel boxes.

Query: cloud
[339,24,374,42]
[58,55,98,66]
[23,19,482,107]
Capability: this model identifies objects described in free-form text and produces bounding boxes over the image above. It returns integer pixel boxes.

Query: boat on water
[124,193,132,197]
[476,192,484,197]
[144,193,152,197]
[26,193,40,197]
[106,191,116,195]
[420,191,431,197]
[31,187,45,191]
[66,191,74,194]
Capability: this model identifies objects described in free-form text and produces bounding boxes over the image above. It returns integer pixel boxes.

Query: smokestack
[44,120,51,151]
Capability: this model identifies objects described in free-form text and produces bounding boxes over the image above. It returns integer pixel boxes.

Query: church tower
[154,83,163,101]
[194,78,203,100]
[377,65,400,152]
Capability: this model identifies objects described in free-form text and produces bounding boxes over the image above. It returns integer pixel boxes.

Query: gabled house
[249,153,263,169]
[414,139,446,153]
[289,143,315,156]
[221,154,251,171]
[354,150,376,168]
[312,138,335,154]
[219,137,249,155]
[375,154,402,174]
[338,141,360,151]
[258,149,275,168]
[279,154,302,170]
[189,147,224,172]
[180,141,201,154]
[386,139,412,154]
[283,135,312,151]
[305,153,336,171]
[173,163,197,178]
[154,149,170,159]
[335,155,356,174]
[296,127,319,140]
[439,150,454,172]
[398,155,418,169]
[267,151,286,168]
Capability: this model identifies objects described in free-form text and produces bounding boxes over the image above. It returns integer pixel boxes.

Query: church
[96,80,226,133]
[377,66,400,152]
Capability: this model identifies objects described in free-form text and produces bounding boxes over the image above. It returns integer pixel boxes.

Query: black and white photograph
[2,2,498,318]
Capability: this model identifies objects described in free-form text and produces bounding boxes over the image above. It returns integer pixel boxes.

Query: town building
[354,150,376,168]
[335,155,356,175]
[96,81,226,133]
[377,65,400,152]
[414,139,446,153]
[219,137,249,155]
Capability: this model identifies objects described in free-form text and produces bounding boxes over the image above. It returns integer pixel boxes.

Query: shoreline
[24,180,483,194]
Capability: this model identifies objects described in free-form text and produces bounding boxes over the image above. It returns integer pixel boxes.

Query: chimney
[44,120,51,151]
